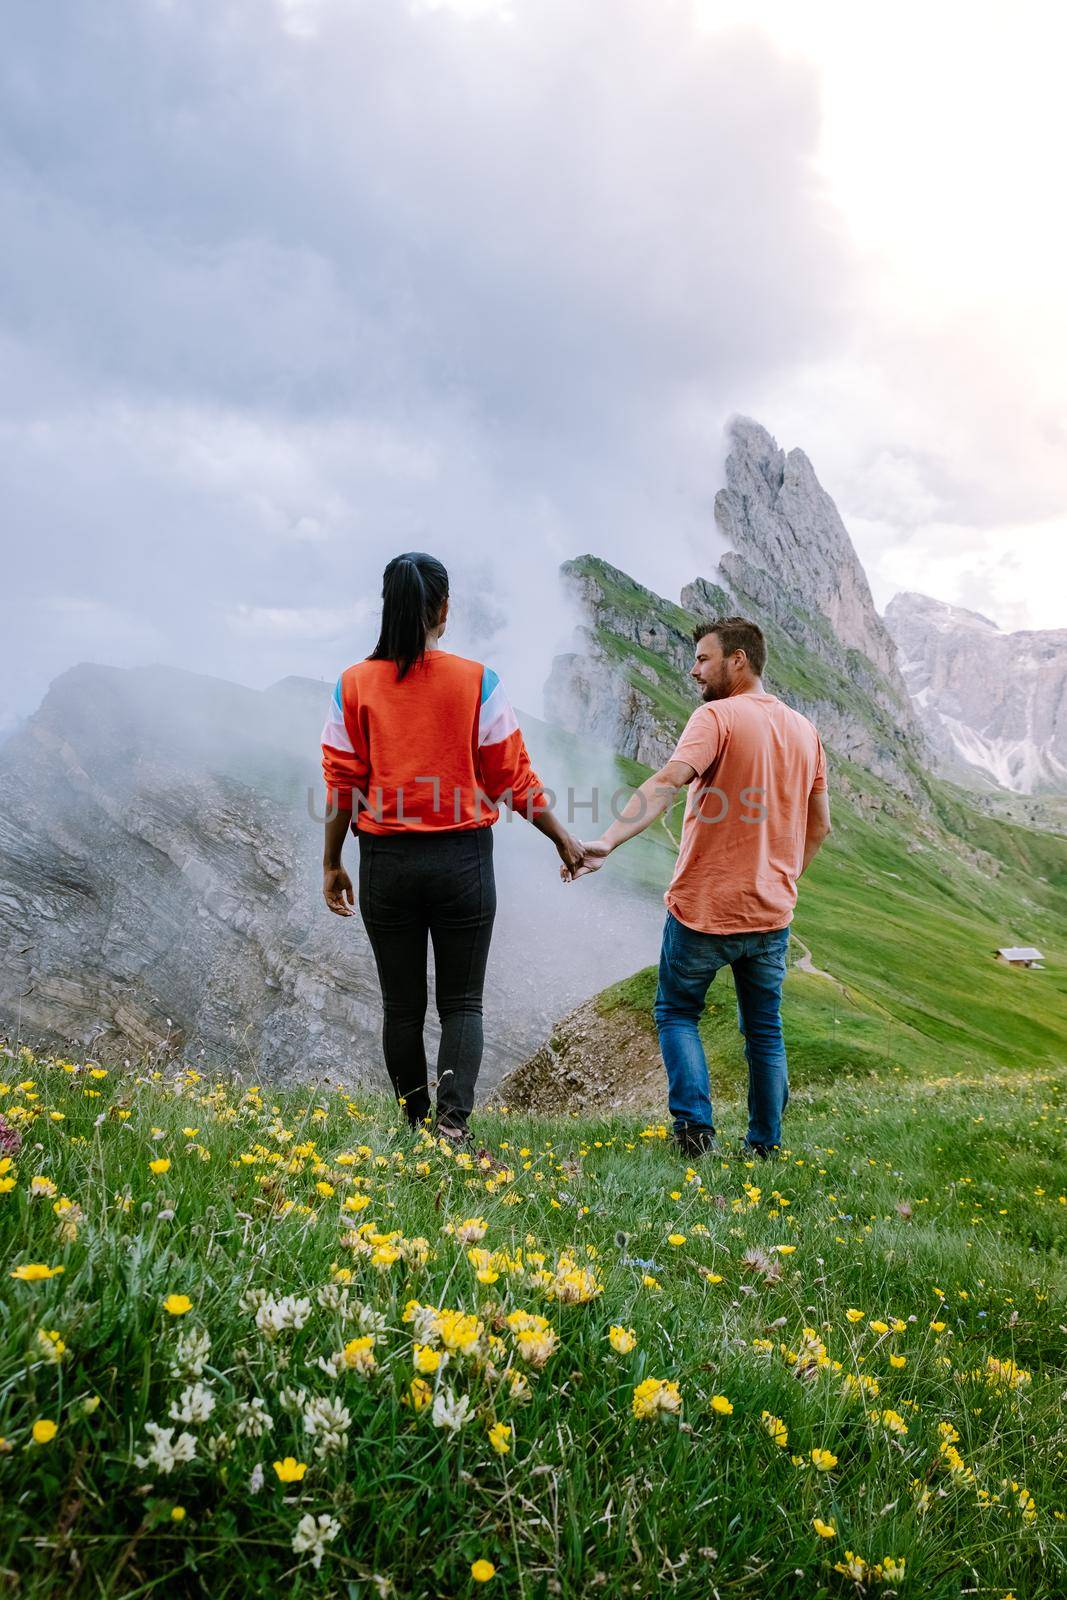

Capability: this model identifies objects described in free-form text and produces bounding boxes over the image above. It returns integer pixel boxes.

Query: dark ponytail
[368,552,449,681]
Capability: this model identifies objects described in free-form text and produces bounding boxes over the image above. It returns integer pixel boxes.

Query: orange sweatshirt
[321,650,548,834]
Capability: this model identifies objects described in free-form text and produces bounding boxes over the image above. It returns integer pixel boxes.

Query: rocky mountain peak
[715,416,903,686]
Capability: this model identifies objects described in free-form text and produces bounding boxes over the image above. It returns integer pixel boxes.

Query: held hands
[559,838,612,883]
[553,831,586,879]
[323,866,355,916]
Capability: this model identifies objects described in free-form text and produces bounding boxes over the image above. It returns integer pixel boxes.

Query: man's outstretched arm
[564,758,697,880]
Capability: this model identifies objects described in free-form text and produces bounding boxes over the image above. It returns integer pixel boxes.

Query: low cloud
[2,0,855,724]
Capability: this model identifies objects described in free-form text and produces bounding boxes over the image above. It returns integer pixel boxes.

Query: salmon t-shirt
[664,692,827,935]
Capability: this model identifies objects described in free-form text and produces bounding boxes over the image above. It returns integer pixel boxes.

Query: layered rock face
[885,592,1067,794]
[547,418,928,802]
[715,417,904,685]
[0,663,665,1082]
[0,664,382,1083]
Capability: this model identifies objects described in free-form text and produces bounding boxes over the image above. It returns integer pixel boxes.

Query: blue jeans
[653,912,791,1148]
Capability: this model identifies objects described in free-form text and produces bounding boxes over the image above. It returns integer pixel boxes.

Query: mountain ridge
[885,590,1067,795]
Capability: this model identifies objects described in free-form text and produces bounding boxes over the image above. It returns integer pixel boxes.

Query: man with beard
[566,617,831,1160]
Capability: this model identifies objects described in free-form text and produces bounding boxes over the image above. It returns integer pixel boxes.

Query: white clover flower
[412,1305,441,1343]
[168,1382,216,1425]
[277,1385,308,1415]
[239,1287,269,1314]
[316,1283,350,1313]
[134,1421,197,1475]
[291,1512,340,1570]
[205,1431,233,1462]
[234,1397,274,1439]
[431,1388,472,1434]
[169,1326,212,1380]
[357,1304,387,1334]
[255,1294,312,1338]
[316,1350,347,1380]
[302,1395,352,1459]
[248,1462,265,1495]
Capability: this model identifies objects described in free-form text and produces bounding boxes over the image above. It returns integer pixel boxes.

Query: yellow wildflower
[608,1325,637,1354]
[406,1377,432,1411]
[471,1561,496,1583]
[813,1517,836,1539]
[834,1552,869,1583]
[163,1294,193,1316]
[810,1448,838,1472]
[31,1419,58,1445]
[342,1336,376,1373]
[11,1263,65,1282]
[760,1411,788,1447]
[273,1457,308,1482]
[632,1378,682,1420]
[448,1217,488,1245]
[36,1328,66,1363]
[149,1158,171,1175]
[487,1421,512,1455]
[710,1394,733,1416]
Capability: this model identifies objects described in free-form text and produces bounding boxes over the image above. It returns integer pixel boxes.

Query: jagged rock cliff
[547,419,927,806]
[546,420,929,803]
[715,417,904,685]
[885,592,1067,795]
[0,663,665,1081]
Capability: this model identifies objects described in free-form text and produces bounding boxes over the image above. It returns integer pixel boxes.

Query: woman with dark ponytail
[321,552,583,1142]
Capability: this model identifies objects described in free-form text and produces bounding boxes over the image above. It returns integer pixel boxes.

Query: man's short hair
[692,616,767,676]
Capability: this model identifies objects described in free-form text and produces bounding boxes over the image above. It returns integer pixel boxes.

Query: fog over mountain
[0,663,665,1082]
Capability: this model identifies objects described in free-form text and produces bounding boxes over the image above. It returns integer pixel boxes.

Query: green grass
[1,1045,1064,1598]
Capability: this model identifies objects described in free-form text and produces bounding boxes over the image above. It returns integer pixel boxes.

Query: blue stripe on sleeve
[480,666,500,705]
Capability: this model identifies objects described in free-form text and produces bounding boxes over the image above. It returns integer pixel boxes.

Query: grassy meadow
[1,1044,1064,1598]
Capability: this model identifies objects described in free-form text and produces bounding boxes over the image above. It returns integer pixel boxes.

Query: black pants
[357,827,496,1129]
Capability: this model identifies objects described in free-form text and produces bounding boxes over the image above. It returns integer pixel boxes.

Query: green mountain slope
[511,555,1067,1105]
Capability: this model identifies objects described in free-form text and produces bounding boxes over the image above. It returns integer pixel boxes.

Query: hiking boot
[673,1127,720,1158]
[738,1139,781,1162]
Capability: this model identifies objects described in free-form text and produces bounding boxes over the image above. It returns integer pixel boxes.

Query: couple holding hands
[322,552,830,1159]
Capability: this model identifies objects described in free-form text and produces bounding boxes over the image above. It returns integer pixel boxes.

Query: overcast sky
[3,0,1064,734]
